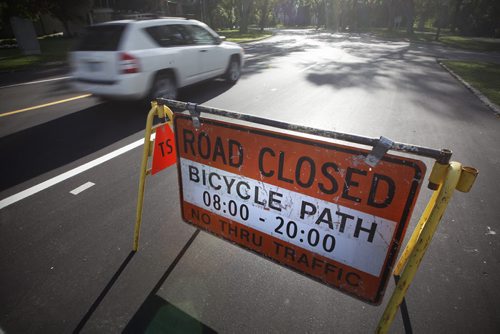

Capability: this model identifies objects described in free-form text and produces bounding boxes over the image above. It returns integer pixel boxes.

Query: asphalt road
[1,30,499,333]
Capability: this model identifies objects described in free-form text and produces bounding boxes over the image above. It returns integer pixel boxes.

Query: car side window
[145,24,190,47]
[184,25,217,45]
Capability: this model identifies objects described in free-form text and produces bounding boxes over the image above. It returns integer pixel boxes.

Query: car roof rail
[157,16,187,20]
[132,16,188,21]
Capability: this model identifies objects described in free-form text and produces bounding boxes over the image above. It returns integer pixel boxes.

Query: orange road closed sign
[174,115,426,304]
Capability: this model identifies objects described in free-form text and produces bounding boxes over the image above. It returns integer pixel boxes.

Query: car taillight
[119,52,140,74]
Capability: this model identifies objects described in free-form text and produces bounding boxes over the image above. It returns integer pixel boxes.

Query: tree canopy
[0,0,91,36]
[196,0,499,37]
[1,0,498,37]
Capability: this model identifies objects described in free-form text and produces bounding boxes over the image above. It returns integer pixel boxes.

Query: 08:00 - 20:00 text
[202,190,337,253]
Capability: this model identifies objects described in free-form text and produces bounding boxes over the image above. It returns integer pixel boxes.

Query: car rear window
[75,24,126,51]
[145,24,191,47]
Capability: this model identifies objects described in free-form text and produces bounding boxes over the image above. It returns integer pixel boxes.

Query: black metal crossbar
[156,98,452,164]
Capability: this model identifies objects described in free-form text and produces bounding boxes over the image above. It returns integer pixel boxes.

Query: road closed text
[181,127,396,212]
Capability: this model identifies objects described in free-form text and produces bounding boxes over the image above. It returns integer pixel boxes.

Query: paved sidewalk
[413,42,500,63]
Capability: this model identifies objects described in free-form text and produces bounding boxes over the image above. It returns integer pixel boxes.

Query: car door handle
[199,50,208,52]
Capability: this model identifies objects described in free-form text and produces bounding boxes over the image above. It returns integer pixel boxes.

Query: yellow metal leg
[133,103,159,251]
[376,162,463,333]
[392,192,435,277]
[133,103,175,251]
[394,163,479,277]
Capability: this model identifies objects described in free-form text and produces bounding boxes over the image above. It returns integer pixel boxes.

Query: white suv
[70,18,244,101]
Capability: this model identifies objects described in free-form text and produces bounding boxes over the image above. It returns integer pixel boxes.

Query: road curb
[438,59,500,116]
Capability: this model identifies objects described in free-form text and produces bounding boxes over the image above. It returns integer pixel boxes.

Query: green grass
[371,28,437,43]
[216,29,272,43]
[442,61,500,106]
[439,36,500,52]
[0,36,75,71]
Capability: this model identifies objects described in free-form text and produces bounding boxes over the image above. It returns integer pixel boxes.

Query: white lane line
[0,76,71,89]
[0,133,155,210]
[70,182,95,195]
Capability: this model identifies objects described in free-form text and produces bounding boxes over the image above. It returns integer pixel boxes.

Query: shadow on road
[0,102,146,192]
[123,294,216,334]
[0,81,234,193]
[74,251,136,333]
[301,35,485,120]
[72,229,202,333]
[123,230,204,333]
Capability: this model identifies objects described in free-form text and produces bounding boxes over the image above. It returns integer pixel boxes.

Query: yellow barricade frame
[133,102,478,333]
[377,161,477,333]
[133,102,174,252]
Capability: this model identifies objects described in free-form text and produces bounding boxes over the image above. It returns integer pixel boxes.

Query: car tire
[224,57,241,84]
[150,72,177,101]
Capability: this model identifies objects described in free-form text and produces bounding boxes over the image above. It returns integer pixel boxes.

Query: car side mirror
[217,36,226,44]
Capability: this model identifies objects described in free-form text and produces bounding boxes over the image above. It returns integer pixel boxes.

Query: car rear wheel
[150,72,177,101]
[224,57,240,84]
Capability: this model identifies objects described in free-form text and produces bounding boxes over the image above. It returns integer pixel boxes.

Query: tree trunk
[417,11,427,31]
[163,0,170,16]
[238,1,253,33]
[405,0,415,35]
[259,0,269,32]
[40,15,47,35]
[450,0,463,33]
[176,3,184,16]
[352,0,358,32]
[61,19,73,38]
[387,0,395,31]
[334,0,342,31]
[10,17,41,55]
[435,26,441,40]
[314,1,322,29]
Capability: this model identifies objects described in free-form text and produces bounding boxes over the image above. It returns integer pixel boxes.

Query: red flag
[151,124,177,175]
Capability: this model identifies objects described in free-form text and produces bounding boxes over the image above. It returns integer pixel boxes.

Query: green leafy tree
[454,0,500,36]
[216,0,238,28]
[200,0,220,27]
[309,0,325,28]
[256,0,279,30]
[0,0,52,53]
[403,0,415,34]
[0,0,50,31]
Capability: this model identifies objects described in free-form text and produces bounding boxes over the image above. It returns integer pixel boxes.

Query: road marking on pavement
[70,182,95,195]
[298,63,319,72]
[0,76,71,89]
[0,94,92,117]
[0,134,155,210]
